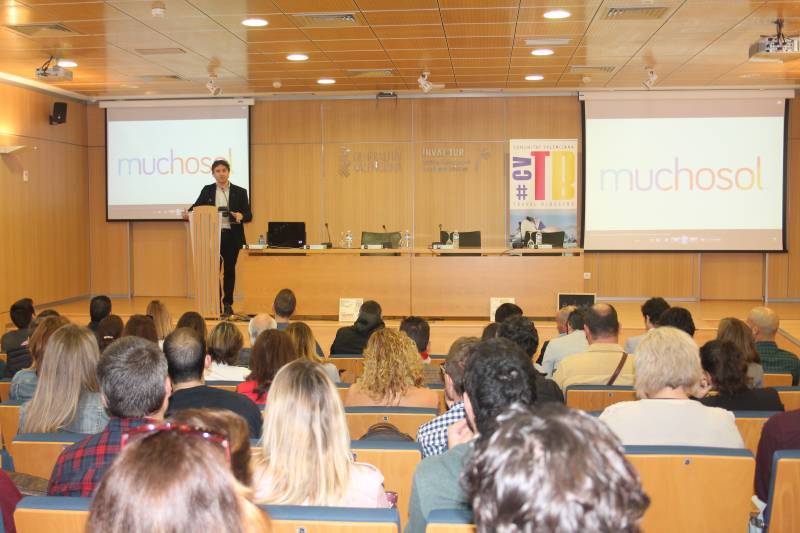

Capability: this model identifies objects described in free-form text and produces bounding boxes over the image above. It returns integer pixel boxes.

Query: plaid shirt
[48,417,153,497]
[416,401,466,459]
[756,341,800,385]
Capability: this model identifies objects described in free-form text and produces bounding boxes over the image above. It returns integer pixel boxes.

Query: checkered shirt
[756,341,800,385]
[48,417,153,497]
[416,401,466,459]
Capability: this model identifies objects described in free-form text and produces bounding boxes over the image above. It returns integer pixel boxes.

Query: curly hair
[700,340,749,396]
[357,328,423,402]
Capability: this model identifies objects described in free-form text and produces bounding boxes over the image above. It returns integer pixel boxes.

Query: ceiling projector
[35,64,72,81]
[749,19,800,62]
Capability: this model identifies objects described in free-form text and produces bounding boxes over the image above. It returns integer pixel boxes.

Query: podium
[188,206,222,318]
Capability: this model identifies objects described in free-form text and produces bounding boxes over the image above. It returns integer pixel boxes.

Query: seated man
[416,337,479,458]
[405,338,538,533]
[553,303,634,389]
[624,297,669,353]
[494,302,522,324]
[400,316,441,385]
[657,306,696,337]
[748,306,800,385]
[239,313,276,366]
[49,336,170,496]
[87,295,112,332]
[541,307,588,377]
[273,288,324,357]
[536,305,574,365]
[164,327,262,438]
[463,403,649,533]
[755,409,800,518]
[330,300,384,355]
[1,298,35,377]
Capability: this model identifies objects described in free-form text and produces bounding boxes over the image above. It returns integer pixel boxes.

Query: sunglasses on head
[121,422,230,463]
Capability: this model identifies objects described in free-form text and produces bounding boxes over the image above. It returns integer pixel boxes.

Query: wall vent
[5,23,76,37]
[603,6,670,20]
[291,12,363,27]
[570,65,617,74]
[347,68,394,78]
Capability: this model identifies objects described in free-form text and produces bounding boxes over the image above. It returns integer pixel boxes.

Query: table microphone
[382,224,388,232]
[322,222,333,248]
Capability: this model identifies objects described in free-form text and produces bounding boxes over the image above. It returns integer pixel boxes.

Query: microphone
[322,222,333,248]
[382,224,388,232]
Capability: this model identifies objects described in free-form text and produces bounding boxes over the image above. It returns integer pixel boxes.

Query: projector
[749,19,800,62]
[35,65,73,81]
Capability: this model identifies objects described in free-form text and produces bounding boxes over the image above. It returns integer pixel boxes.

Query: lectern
[189,206,221,318]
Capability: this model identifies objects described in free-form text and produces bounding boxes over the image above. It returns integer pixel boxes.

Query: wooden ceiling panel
[247,40,320,53]
[211,13,299,30]
[354,0,439,9]
[391,58,453,68]
[301,26,375,40]
[386,48,450,60]
[270,0,359,13]
[23,3,127,22]
[517,6,598,22]
[447,36,513,48]
[451,57,510,67]
[363,10,442,26]
[515,21,590,35]
[186,0,281,15]
[508,65,568,74]
[452,66,510,75]
[380,38,449,50]
[371,25,445,39]
[440,0,520,7]
[324,50,390,61]
[444,23,515,37]
[315,39,384,52]
[108,0,207,19]
[449,47,511,58]
[440,8,518,24]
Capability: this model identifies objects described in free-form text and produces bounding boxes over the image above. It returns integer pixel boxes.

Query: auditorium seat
[351,441,422,530]
[775,387,800,411]
[763,374,793,387]
[0,378,10,401]
[329,354,364,379]
[262,504,400,532]
[11,432,86,478]
[424,509,475,533]
[625,446,755,533]
[337,382,350,404]
[206,380,238,392]
[427,383,447,413]
[14,496,89,533]
[345,407,438,441]
[765,450,800,533]
[0,400,22,446]
[564,385,637,411]
[734,411,779,456]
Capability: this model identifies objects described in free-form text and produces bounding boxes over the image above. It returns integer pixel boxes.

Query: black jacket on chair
[189,183,252,247]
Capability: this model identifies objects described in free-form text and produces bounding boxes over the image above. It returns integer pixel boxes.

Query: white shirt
[624,334,645,354]
[541,330,589,377]
[205,361,249,382]
[599,399,745,448]
[215,183,231,229]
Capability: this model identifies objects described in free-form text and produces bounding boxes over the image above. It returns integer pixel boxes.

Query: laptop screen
[267,222,306,248]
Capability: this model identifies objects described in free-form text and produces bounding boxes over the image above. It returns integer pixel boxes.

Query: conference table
[237,247,584,319]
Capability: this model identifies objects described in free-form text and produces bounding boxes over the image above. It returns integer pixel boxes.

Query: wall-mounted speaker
[49,102,67,125]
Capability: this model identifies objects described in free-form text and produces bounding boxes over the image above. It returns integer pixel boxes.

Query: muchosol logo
[599,157,766,192]
[116,148,234,176]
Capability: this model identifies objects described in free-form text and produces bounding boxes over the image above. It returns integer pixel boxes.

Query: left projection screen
[106,103,250,220]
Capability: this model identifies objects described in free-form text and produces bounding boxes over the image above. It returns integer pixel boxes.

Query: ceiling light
[241,18,268,27]
[531,48,554,56]
[317,78,336,85]
[57,59,77,68]
[287,53,308,61]
[543,9,571,19]
[525,74,544,81]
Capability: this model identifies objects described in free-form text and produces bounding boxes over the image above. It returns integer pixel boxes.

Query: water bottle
[258,234,265,245]
[535,230,542,248]
[453,231,460,249]
[403,229,411,248]
[527,235,535,249]
[345,230,353,249]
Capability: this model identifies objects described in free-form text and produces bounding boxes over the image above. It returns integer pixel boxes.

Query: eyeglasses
[121,422,230,463]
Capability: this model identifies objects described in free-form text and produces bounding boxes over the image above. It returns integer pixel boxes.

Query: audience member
[540,307,589,377]
[273,288,297,329]
[718,317,764,388]
[330,300,385,355]
[497,315,564,404]
[406,338,538,533]
[697,340,783,412]
[0,470,21,533]
[537,305,574,364]
[286,322,338,383]
[747,306,799,385]
[176,311,208,341]
[145,299,172,342]
[1,298,35,377]
[122,314,158,343]
[95,314,124,352]
[625,297,670,353]
[169,408,253,487]
[755,410,800,516]
[480,322,498,341]
[20,324,108,434]
[240,313,277,366]
[599,327,744,448]
[494,302,522,323]
[344,329,438,409]
[87,426,268,533]
[10,315,69,402]
[400,316,432,361]
[164,328,262,438]
[416,337,479,458]
[463,404,649,533]
[237,329,298,405]
[657,306,696,336]
[206,321,248,381]
[87,295,112,332]
[553,304,634,389]
[48,336,170,496]
[253,359,391,508]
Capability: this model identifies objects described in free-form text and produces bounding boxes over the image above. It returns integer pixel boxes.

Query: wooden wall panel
[251,101,322,144]
[131,222,189,297]
[505,96,582,139]
[413,97,506,141]
[701,254,764,300]
[593,253,697,298]
[323,99,412,142]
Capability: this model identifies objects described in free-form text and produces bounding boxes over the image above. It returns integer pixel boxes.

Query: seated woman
[87,422,268,533]
[19,324,109,434]
[286,322,339,383]
[717,317,764,388]
[330,300,384,355]
[599,326,744,448]
[253,359,391,508]
[96,314,124,353]
[205,321,248,381]
[122,314,158,344]
[146,299,173,346]
[10,315,69,402]
[176,311,208,342]
[696,340,784,412]
[344,329,439,409]
[237,330,297,405]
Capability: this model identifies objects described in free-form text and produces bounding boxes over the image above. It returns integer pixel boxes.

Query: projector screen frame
[579,98,789,253]
[103,102,253,223]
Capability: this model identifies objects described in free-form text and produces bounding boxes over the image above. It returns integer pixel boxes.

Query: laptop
[267,222,306,248]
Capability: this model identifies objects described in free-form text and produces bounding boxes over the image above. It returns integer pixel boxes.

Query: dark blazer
[189,183,252,247]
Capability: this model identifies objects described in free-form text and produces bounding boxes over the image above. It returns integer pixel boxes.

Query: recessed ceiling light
[241,18,268,27]
[287,53,308,61]
[317,78,336,85]
[525,74,544,81]
[543,9,571,19]
[57,59,77,68]
[531,49,554,56]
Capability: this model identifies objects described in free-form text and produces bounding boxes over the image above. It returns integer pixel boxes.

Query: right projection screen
[582,91,788,251]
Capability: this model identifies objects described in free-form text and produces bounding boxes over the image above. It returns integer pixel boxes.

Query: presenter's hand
[231,211,243,223]
[447,419,475,448]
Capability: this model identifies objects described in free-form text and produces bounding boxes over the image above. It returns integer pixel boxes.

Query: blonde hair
[357,328,423,403]
[634,326,701,398]
[22,324,101,433]
[286,322,323,363]
[257,359,352,505]
[146,300,172,340]
[28,315,70,371]
[209,321,244,366]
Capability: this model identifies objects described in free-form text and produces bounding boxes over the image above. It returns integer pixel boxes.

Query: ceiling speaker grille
[5,23,76,37]
[347,69,394,78]
[291,12,363,27]
[603,6,669,20]
[570,65,617,74]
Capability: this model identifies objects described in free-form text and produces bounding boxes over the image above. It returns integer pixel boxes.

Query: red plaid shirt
[48,417,154,497]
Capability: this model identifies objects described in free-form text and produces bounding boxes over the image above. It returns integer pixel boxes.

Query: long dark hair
[700,340,749,395]
[248,330,298,401]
